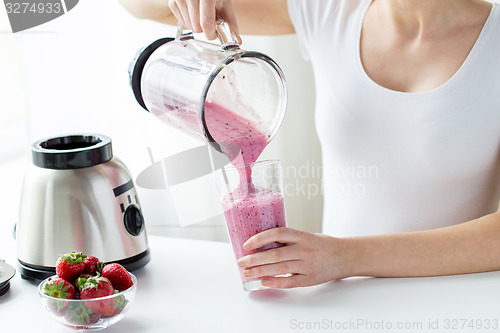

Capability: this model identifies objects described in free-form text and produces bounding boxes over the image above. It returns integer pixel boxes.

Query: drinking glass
[214,160,287,291]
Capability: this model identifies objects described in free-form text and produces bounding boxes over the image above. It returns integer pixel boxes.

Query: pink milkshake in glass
[221,180,287,291]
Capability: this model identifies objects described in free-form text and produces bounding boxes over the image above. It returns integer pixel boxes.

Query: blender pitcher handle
[215,20,240,50]
[176,22,194,41]
[176,20,239,50]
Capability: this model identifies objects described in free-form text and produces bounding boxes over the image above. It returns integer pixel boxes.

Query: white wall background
[0,0,322,242]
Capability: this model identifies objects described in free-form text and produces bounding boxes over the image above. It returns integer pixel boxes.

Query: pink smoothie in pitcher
[204,101,287,283]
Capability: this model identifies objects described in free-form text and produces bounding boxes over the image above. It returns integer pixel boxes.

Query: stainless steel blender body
[17,134,149,279]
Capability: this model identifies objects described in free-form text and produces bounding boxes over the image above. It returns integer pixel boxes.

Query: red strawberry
[43,277,76,313]
[79,276,115,316]
[101,263,133,291]
[56,252,86,282]
[82,256,103,275]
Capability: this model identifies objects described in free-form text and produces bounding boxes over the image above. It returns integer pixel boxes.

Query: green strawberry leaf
[44,281,71,299]
[114,292,128,311]
[61,252,87,265]
[66,302,93,325]
[81,278,99,291]
[96,262,105,274]
[75,276,88,291]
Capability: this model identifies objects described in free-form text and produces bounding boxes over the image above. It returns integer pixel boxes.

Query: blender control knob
[123,205,144,236]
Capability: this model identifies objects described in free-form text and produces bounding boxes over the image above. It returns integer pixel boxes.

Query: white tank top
[288,0,500,237]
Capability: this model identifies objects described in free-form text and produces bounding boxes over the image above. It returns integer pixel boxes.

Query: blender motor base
[18,248,151,281]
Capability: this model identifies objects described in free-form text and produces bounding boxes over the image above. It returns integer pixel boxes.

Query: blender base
[18,248,151,281]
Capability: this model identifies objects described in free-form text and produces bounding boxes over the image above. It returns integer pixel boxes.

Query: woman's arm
[237,201,500,288]
[348,206,500,277]
[119,0,294,40]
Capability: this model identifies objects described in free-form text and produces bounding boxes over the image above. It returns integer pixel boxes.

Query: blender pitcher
[128,21,287,155]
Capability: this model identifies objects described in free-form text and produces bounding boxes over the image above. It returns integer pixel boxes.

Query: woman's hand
[236,227,351,288]
[168,0,241,42]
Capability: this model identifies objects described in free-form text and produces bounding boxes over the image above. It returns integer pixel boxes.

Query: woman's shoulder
[287,0,369,18]
[478,2,500,51]
[489,2,500,28]
[287,0,369,34]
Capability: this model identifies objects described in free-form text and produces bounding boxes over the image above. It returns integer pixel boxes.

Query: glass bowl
[38,273,137,330]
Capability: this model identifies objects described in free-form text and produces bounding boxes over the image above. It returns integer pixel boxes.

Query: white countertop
[1,231,500,333]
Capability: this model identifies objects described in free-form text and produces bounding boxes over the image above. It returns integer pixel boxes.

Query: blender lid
[0,260,16,297]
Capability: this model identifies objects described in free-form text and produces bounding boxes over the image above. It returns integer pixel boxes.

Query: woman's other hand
[237,227,351,288]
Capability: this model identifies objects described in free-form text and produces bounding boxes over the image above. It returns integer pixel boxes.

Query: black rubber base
[0,282,10,297]
[18,248,151,281]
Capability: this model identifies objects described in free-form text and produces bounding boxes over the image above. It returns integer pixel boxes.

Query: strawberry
[56,252,86,282]
[101,263,133,291]
[82,256,103,275]
[79,276,115,316]
[43,277,76,312]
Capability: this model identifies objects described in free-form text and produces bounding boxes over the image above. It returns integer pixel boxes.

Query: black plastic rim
[31,134,113,170]
[0,282,10,297]
[130,37,174,111]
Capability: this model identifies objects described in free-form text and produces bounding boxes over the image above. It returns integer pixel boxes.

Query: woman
[120,0,500,288]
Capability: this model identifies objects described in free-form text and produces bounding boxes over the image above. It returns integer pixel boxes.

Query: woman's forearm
[237,206,500,288]
[344,210,500,277]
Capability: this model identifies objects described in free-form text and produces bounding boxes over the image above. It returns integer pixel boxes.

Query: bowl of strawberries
[38,252,137,330]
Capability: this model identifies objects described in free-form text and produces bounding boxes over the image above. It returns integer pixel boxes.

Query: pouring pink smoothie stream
[205,101,287,284]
